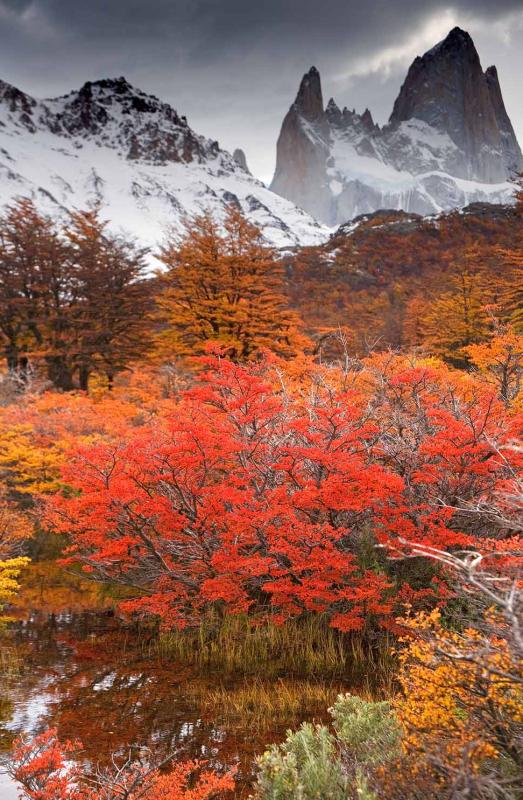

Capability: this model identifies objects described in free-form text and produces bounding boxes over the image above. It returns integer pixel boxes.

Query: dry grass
[0,645,21,681]
[199,677,347,729]
[150,611,397,688]
[153,611,347,676]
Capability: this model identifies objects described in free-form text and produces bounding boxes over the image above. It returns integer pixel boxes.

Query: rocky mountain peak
[0,76,212,165]
[388,26,521,181]
[0,76,328,252]
[271,27,522,227]
[431,26,476,54]
[389,26,482,131]
[325,98,342,126]
[233,148,251,174]
[360,108,375,132]
[0,79,33,110]
[0,79,36,129]
[54,76,186,129]
[81,76,133,94]
[294,66,324,121]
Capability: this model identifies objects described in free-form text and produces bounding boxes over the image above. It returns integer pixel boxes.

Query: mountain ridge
[0,76,328,252]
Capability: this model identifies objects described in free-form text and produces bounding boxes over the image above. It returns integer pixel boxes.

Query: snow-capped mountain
[271,28,523,225]
[0,76,328,250]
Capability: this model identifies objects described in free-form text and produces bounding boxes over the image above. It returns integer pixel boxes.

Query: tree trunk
[5,343,19,372]
[78,366,90,392]
[46,356,74,391]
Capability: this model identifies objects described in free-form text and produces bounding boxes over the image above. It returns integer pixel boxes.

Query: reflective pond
[0,570,352,798]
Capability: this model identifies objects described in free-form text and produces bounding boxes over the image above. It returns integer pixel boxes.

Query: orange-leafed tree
[155,207,307,362]
[500,244,523,335]
[421,246,493,366]
[0,376,167,566]
[466,324,523,405]
[382,539,523,800]
[66,207,153,390]
[0,498,33,558]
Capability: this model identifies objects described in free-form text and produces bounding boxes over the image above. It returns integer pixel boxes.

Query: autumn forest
[0,187,522,800]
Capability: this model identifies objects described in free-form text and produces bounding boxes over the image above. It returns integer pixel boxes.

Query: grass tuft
[200,678,346,729]
[148,611,397,687]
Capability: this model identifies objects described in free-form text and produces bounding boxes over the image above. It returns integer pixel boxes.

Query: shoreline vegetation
[9,562,395,683]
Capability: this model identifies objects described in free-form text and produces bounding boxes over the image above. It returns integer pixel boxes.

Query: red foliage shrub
[45,353,522,631]
[8,728,234,800]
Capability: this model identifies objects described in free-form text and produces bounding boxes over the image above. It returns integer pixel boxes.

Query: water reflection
[1,610,339,797]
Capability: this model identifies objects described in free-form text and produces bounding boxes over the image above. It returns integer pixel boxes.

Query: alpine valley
[2,11,523,800]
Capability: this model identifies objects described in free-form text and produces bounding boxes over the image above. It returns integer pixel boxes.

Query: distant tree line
[1,190,522,393]
[289,181,523,366]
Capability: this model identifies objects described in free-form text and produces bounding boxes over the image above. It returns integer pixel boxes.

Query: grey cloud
[0,0,521,180]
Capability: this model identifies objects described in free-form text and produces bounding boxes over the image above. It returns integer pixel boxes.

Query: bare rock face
[50,77,210,165]
[389,27,520,181]
[294,65,325,122]
[271,67,332,223]
[485,65,523,177]
[271,27,522,225]
[232,148,251,174]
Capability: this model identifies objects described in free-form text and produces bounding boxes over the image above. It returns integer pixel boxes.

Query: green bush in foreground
[331,693,400,767]
[252,694,400,799]
[254,722,347,800]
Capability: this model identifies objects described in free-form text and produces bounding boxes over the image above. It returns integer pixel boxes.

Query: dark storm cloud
[0,0,522,179]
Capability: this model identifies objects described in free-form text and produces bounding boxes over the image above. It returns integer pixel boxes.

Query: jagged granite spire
[294,66,324,121]
[326,98,342,124]
[389,27,522,181]
[360,108,375,132]
[390,27,476,129]
[233,147,251,174]
[485,65,523,176]
[270,66,331,222]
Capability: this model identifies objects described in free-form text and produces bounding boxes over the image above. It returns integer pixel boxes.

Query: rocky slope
[285,200,522,354]
[0,77,328,251]
[271,28,522,225]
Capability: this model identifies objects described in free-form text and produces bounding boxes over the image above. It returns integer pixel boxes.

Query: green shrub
[253,693,400,799]
[330,693,400,766]
[254,722,347,800]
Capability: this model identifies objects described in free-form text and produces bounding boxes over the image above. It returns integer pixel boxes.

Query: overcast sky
[0,0,522,182]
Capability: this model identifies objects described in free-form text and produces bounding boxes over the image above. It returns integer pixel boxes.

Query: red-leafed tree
[45,352,522,632]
